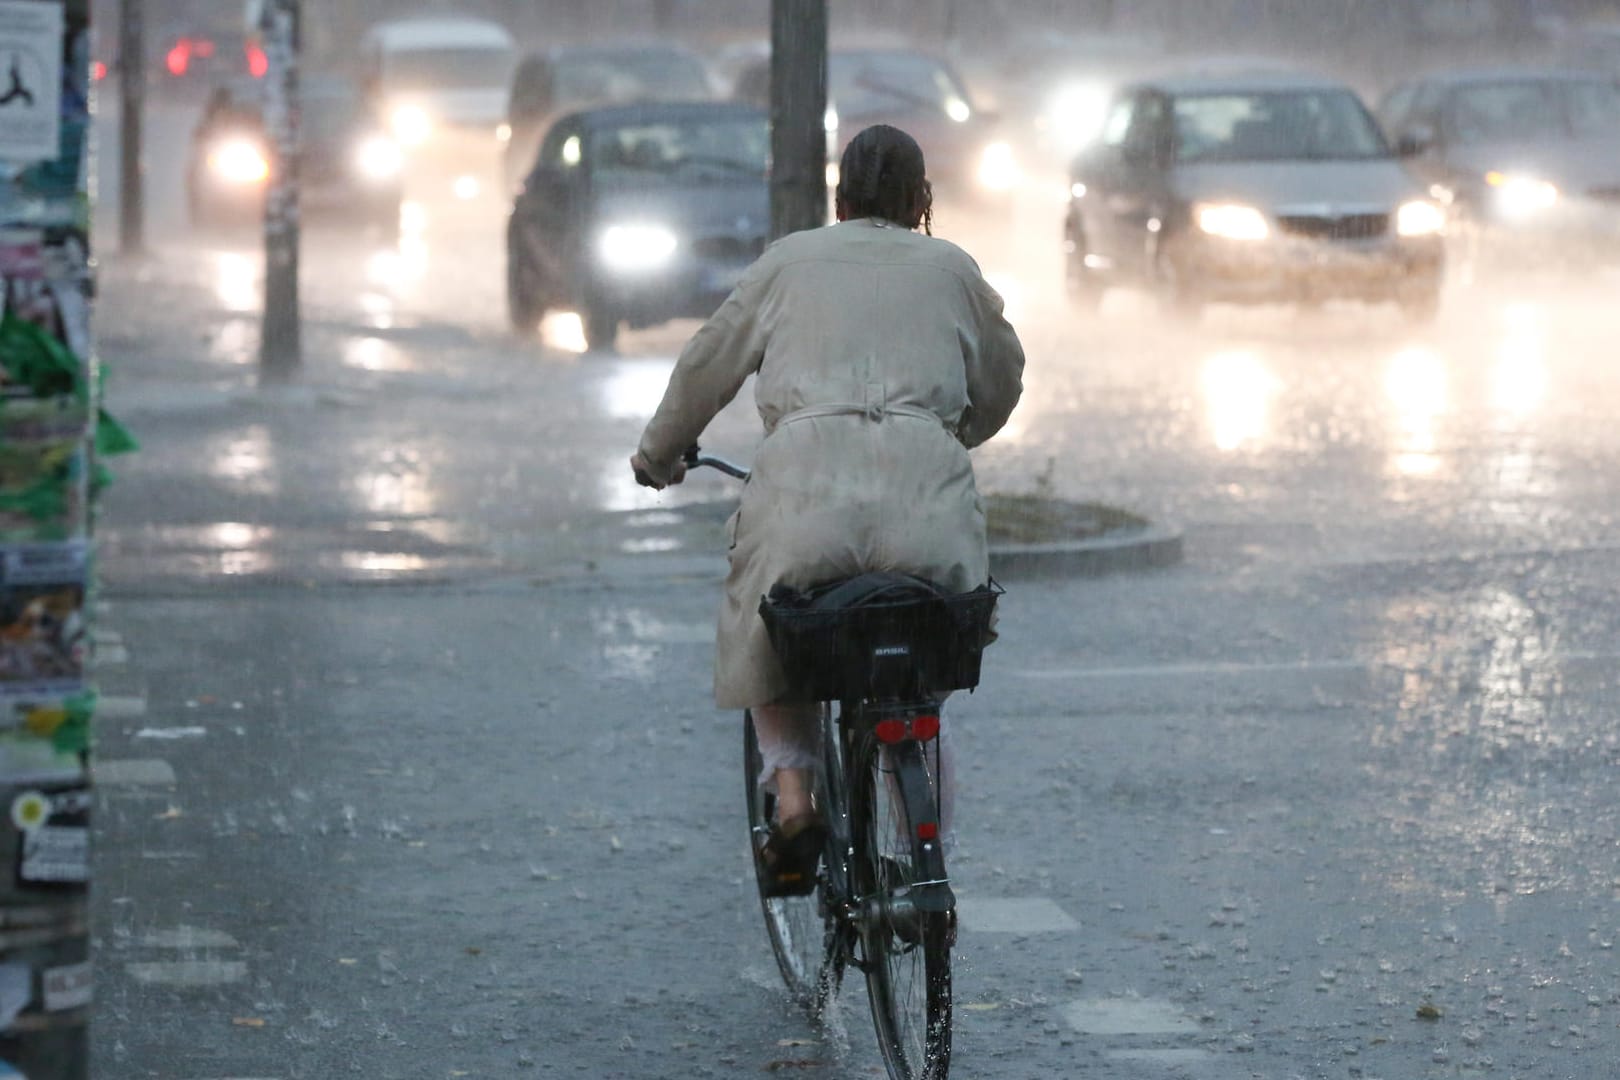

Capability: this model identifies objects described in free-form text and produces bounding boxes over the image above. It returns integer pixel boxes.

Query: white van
[361,17,518,144]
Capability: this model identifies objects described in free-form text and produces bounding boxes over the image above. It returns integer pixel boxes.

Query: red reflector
[247,43,268,78]
[874,719,907,744]
[917,822,939,841]
[166,42,190,77]
[911,714,940,741]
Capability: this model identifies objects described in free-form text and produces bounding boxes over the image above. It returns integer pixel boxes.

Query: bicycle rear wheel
[744,710,844,1011]
[852,736,953,1079]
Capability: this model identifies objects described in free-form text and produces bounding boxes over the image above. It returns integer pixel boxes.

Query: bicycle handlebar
[682,445,750,481]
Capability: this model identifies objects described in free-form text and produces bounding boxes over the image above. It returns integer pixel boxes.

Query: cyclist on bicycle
[630,124,1025,891]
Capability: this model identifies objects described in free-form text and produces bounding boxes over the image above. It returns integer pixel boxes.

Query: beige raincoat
[637,217,1025,709]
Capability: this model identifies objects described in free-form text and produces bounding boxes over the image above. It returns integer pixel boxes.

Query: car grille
[689,236,765,261]
[1277,213,1390,241]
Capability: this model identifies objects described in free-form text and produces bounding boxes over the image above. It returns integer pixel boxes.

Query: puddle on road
[99,519,494,587]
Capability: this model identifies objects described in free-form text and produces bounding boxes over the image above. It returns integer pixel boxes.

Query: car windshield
[554,53,711,107]
[590,116,768,182]
[382,47,514,92]
[830,52,974,120]
[209,82,370,142]
[1452,79,1620,141]
[1174,89,1390,162]
[1449,81,1564,142]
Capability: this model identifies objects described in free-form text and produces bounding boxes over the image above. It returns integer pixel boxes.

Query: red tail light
[874,719,908,744]
[917,822,939,841]
[246,43,268,78]
[910,715,940,741]
[91,61,107,82]
[165,41,191,77]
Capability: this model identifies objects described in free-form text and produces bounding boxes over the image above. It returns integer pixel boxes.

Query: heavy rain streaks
[87,1,1620,1078]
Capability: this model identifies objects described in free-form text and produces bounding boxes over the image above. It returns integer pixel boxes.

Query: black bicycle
[684,447,1000,1080]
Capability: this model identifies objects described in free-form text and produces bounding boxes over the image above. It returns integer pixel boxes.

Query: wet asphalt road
[87,96,1620,1077]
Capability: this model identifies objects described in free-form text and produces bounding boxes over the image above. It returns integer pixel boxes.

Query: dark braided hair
[835,124,933,235]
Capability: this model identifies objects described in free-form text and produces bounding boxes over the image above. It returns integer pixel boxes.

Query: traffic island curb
[577,496,1182,581]
[984,494,1184,578]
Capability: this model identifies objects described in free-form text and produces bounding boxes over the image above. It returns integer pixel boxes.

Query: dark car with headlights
[1378,68,1620,259]
[150,22,266,100]
[185,75,404,230]
[734,48,1019,201]
[502,44,717,192]
[1066,69,1445,319]
[506,101,768,351]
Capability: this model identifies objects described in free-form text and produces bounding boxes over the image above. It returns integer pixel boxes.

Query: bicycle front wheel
[744,710,842,1011]
[852,736,953,1079]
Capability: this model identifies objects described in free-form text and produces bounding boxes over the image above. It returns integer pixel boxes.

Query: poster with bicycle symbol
[0,1,61,165]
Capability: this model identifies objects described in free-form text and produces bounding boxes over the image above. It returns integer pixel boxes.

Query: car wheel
[371,200,402,239]
[188,185,215,230]
[1398,288,1441,325]
[1064,235,1104,313]
[1153,252,1203,324]
[583,305,619,353]
[506,246,544,337]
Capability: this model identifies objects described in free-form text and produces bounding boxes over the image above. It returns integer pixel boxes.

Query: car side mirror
[1396,125,1435,157]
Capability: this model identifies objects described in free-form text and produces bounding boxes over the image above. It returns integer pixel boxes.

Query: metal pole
[1,3,98,1076]
[117,0,144,254]
[769,0,827,242]
[260,0,301,379]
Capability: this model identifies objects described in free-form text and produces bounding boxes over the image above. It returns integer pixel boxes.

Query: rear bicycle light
[873,715,941,744]
[874,719,908,744]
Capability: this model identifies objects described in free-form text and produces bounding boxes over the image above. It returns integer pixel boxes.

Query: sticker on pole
[0,1,62,165]
[41,961,91,1011]
[13,785,88,888]
[0,542,89,700]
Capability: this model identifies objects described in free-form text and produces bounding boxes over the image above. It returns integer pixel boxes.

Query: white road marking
[625,612,712,643]
[1063,998,1201,1036]
[1009,658,1368,681]
[90,626,122,645]
[134,727,207,740]
[95,644,130,665]
[1106,1048,1217,1065]
[98,695,149,719]
[94,759,176,787]
[138,927,239,950]
[126,924,246,989]
[957,897,1079,934]
[124,961,248,987]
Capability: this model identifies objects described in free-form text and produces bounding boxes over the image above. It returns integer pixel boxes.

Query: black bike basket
[758,572,1003,702]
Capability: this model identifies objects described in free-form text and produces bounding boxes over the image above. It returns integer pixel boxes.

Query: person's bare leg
[773,764,814,822]
[752,703,823,822]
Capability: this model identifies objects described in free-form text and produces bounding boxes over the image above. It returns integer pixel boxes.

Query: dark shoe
[758,813,828,898]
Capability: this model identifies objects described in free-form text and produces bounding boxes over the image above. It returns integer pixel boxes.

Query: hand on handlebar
[629,451,687,490]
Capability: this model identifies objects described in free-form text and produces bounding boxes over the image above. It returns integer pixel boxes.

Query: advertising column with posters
[0,1,129,1076]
